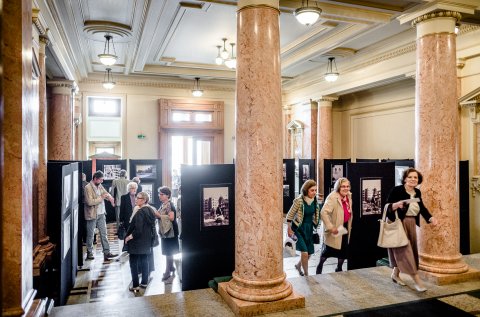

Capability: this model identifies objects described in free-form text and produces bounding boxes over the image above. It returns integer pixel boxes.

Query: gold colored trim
[412,11,461,27]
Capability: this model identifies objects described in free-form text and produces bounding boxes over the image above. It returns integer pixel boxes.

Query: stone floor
[54,223,480,316]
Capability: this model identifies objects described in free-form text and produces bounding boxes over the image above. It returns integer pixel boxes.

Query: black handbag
[312,230,320,244]
[117,223,126,240]
[151,223,160,247]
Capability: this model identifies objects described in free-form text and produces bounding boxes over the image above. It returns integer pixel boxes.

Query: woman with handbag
[386,168,437,292]
[316,177,352,274]
[124,191,156,292]
[155,186,180,282]
[286,179,320,276]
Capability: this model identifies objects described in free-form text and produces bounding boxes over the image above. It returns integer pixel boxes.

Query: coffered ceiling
[34,0,480,86]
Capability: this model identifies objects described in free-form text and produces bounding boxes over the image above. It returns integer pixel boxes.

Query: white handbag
[377,204,409,248]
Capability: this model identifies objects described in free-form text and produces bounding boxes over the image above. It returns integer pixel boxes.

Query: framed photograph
[201,184,231,229]
[302,164,310,182]
[395,166,409,186]
[135,164,157,179]
[283,163,287,183]
[141,182,154,204]
[72,170,78,203]
[103,164,121,180]
[63,174,71,212]
[283,184,290,197]
[331,164,344,187]
[361,178,382,216]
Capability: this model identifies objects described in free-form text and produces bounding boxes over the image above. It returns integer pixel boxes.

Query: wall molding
[79,79,235,92]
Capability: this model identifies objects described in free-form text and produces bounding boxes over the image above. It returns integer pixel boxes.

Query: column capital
[412,11,462,27]
[460,98,480,123]
[47,80,76,95]
[317,96,338,103]
[398,1,475,25]
[238,0,279,10]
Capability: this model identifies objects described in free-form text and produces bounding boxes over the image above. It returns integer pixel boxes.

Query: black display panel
[94,159,127,222]
[129,159,163,208]
[381,159,415,186]
[346,161,395,270]
[459,160,470,255]
[298,159,316,185]
[323,159,351,200]
[181,164,235,291]
[283,159,295,213]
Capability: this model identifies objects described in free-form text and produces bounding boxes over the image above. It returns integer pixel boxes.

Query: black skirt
[321,223,348,259]
[161,237,179,256]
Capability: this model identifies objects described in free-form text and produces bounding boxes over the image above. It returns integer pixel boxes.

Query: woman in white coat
[316,177,352,274]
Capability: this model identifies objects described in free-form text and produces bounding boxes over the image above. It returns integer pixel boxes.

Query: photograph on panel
[361,178,382,216]
[135,164,157,179]
[201,185,230,227]
[103,164,122,180]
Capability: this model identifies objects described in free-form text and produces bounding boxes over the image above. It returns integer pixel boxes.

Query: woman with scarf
[286,179,320,276]
[316,177,352,274]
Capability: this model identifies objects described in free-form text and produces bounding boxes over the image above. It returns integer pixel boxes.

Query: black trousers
[129,254,149,287]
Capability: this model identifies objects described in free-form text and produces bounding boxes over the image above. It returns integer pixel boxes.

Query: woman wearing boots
[155,186,179,281]
[316,177,352,274]
[286,179,320,276]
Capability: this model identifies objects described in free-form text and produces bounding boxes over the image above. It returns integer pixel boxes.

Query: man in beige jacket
[84,170,117,261]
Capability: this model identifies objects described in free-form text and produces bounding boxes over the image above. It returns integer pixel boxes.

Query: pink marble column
[219,0,304,315]
[1,0,37,314]
[38,35,49,241]
[47,80,74,160]
[316,97,336,199]
[413,12,469,275]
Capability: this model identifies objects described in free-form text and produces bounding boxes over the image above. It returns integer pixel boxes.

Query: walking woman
[286,179,320,276]
[124,191,156,291]
[386,168,437,292]
[155,186,180,281]
[316,177,352,274]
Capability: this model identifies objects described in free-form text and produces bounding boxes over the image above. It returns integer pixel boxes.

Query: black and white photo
[63,174,71,212]
[302,164,310,182]
[103,164,121,180]
[283,163,287,183]
[395,166,409,186]
[201,185,230,228]
[361,178,382,216]
[331,164,343,186]
[142,183,154,204]
[135,164,157,179]
[283,184,290,197]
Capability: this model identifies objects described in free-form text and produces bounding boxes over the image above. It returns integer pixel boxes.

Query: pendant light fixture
[102,68,116,89]
[215,45,223,65]
[220,38,229,59]
[324,57,339,82]
[294,0,322,26]
[98,34,118,66]
[192,77,203,97]
[224,43,237,69]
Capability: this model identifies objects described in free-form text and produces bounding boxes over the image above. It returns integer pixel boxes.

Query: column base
[419,266,480,285]
[218,282,305,317]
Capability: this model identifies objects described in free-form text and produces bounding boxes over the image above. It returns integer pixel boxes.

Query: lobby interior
[2,0,480,316]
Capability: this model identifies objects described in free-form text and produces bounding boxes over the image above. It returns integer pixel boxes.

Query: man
[84,170,118,261]
[110,169,130,232]
[132,176,142,193]
[119,181,138,233]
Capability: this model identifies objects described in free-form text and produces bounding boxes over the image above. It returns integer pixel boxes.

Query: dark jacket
[126,205,156,254]
[120,193,135,227]
[386,185,433,227]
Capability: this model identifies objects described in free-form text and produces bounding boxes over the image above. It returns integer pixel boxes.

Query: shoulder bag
[377,204,409,248]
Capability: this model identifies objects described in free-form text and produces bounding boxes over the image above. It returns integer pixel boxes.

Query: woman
[286,179,320,276]
[386,168,437,292]
[124,191,156,291]
[155,186,180,281]
[316,177,352,274]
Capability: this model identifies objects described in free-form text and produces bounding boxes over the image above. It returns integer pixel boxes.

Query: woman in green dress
[286,179,320,276]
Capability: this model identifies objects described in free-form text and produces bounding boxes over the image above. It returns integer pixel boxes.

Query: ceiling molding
[83,20,133,38]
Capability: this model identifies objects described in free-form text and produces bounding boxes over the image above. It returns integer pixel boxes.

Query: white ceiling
[36,0,480,85]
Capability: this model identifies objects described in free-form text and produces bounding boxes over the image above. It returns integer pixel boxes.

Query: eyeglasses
[159,193,166,196]
[135,196,144,200]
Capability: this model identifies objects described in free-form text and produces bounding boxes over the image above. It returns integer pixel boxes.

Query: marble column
[413,12,470,277]
[1,0,37,315]
[38,35,49,241]
[218,0,304,315]
[316,97,336,199]
[47,80,74,160]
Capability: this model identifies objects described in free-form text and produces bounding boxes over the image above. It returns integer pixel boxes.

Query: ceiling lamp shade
[215,45,223,65]
[220,38,230,60]
[224,43,236,69]
[98,34,118,66]
[192,77,203,97]
[102,68,116,89]
[294,0,322,26]
[324,57,339,82]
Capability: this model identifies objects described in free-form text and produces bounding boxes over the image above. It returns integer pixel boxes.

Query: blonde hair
[333,178,350,193]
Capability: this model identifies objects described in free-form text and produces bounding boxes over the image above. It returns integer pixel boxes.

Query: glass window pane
[194,112,213,122]
[196,140,211,165]
[172,111,191,122]
[95,147,114,154]
[88,97,121,117]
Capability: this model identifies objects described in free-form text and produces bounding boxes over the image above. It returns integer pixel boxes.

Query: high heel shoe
[294,263,304,276]
[414,284,427,292]
[161,272,171,281]
[391,274,406,286]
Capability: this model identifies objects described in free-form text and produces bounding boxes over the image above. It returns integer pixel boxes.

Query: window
[95,147,115,154]
[195,112,213,122]
[171,111,213,123]
[172,111,191,122]
[88,97,121,117]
